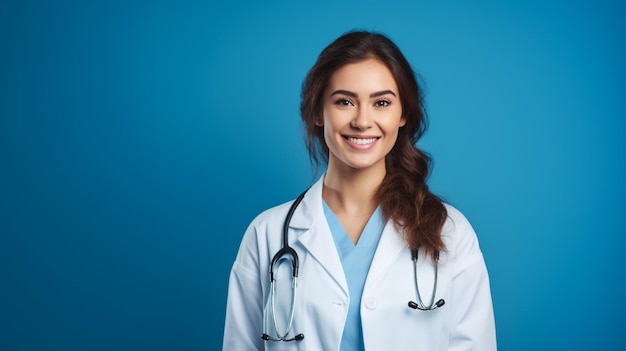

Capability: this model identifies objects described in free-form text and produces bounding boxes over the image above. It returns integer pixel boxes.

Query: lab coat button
[365,297,377,310]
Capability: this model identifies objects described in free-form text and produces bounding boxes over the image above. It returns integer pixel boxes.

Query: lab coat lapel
[365,220,408,288]
[289,177,349,297]
[297,220,349,296]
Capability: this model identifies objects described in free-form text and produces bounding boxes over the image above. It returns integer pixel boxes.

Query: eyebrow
[330,89,397,98]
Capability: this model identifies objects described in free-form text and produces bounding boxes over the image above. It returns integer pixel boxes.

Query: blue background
[1,1,624,350]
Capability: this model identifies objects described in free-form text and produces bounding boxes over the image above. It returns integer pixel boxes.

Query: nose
[350,107,373,130]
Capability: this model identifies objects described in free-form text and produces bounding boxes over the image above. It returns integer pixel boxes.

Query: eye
[375,99,391,107]
[334,99,354,106]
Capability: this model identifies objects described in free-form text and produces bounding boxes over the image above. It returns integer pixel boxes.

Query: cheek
[322,123,334,146]
[321,118,345,153]
[321,113,335,139]
[391,107,406,129]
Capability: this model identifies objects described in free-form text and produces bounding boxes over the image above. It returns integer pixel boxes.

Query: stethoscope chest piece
[262,189,308,343]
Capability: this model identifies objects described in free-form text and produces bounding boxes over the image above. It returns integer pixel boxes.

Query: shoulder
[441,203,472,233]
[440,203,484,267]
[246,199,295,234]
[233,199,296,269]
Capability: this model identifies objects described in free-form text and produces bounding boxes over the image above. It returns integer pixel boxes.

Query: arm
[223,226,265,351]
[448,253,497,350]
[446,209,497,350]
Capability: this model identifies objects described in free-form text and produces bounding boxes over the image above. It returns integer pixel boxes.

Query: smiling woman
[320,59,406,184]
[222,30,497,351]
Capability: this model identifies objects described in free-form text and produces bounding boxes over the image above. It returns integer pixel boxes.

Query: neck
[322,160,385,216]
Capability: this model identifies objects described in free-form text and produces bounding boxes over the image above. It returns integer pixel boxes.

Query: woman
[223,30,496,350]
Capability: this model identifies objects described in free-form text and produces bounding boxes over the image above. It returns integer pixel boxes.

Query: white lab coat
[223,177,497,350]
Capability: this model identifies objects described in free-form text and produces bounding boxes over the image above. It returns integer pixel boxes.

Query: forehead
[326,59,398,93]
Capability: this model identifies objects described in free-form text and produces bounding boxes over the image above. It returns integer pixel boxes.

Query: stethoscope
[261,189,445,343]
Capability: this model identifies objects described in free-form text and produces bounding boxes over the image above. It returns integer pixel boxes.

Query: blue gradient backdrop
[1,1,624,350]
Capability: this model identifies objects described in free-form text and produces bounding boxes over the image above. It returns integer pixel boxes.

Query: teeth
[348,137,377,145]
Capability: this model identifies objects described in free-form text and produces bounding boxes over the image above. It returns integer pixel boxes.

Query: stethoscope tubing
[263,189,309,342]
[410,249,444,310]
[263,188,444,342]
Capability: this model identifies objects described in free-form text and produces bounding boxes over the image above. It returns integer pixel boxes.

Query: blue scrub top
[322,201,384,351]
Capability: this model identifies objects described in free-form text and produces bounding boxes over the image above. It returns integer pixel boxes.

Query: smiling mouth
[345,136,379,145]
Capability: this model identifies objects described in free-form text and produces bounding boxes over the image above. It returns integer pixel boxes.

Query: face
[319,58,405,172]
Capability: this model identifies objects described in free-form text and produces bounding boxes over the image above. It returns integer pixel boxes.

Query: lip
[343,135,380,150]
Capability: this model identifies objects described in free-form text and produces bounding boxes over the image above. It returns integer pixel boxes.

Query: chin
[345,158,385,171]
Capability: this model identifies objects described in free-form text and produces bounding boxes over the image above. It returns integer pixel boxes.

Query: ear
[399,115,407,127]
[315,116,324,126]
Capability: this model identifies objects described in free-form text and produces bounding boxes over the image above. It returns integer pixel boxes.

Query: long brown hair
[300,30,447,255]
